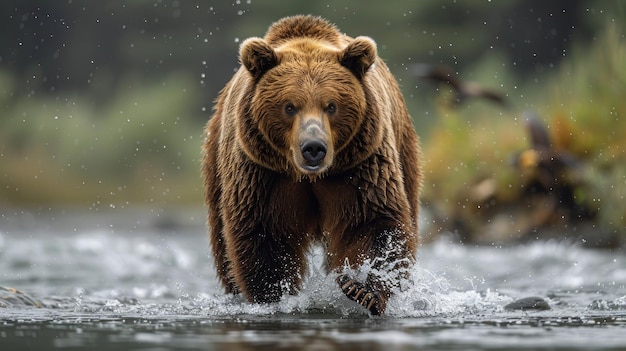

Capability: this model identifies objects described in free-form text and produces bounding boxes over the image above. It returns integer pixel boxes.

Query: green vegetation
[1,73,205,207]
[421,22,626,244]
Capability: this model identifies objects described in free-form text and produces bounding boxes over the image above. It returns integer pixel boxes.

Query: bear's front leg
[219,162,318,304]
[225,223,310,304]
[328,218,416,315]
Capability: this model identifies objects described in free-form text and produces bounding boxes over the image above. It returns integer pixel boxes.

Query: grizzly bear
[202,15,421,315]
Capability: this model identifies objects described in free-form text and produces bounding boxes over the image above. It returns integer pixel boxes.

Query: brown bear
[202,15,421,315]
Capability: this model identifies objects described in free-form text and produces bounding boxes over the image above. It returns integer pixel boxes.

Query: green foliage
[548,23,626,231]
[422,21,626,236]
[549,23,626,163]
[1,73,205,207]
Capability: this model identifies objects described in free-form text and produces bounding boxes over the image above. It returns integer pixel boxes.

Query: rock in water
[504,296,551,311]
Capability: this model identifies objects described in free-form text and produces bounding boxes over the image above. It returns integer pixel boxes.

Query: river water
[1,208,625,350]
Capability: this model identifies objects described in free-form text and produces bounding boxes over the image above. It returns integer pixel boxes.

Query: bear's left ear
[339,36,377,80]
[240,37,278,81]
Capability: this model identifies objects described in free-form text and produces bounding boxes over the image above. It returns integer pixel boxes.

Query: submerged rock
[504,296,551,311]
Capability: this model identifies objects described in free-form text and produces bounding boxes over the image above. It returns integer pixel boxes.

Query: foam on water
[66,245,516,318]
[1,225,625,321]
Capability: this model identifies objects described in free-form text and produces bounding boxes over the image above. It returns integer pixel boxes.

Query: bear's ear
[339,36,377,80]
[240,37,278,81]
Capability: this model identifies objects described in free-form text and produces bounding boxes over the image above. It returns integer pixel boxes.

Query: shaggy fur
[202,15,421,315]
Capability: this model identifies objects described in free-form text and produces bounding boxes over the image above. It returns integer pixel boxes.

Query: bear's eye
[325,102,337,114]
[284,103,297,116]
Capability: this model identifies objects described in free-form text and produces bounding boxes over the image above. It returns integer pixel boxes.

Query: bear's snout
[300,139,327,168]
[292,117,333,176]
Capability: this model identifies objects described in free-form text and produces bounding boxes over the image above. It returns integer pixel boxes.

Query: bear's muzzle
[293,117,334,176]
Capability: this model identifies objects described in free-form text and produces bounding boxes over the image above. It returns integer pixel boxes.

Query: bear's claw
[336,274,382,315]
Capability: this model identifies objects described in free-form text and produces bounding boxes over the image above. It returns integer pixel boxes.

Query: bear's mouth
[302,164,323,172]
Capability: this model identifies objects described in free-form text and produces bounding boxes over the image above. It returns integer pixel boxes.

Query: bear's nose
[300,139,327,167]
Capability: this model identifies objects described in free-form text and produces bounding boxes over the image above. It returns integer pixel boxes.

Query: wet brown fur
[202,15,421,314]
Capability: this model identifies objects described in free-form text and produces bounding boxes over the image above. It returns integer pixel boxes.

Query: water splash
[168,245,514,318]
[2,226,625,321]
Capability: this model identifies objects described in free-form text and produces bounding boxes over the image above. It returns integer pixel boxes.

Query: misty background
[1,0,623,217]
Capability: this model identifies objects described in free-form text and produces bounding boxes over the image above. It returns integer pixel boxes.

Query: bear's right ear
[240,37,278,81]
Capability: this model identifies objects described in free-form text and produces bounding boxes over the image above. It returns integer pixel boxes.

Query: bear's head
[238,35,377,180]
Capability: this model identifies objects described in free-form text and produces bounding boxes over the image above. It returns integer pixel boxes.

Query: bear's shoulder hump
[265,15,343,46]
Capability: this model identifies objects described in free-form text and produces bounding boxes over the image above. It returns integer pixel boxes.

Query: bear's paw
[336,274,383,315]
